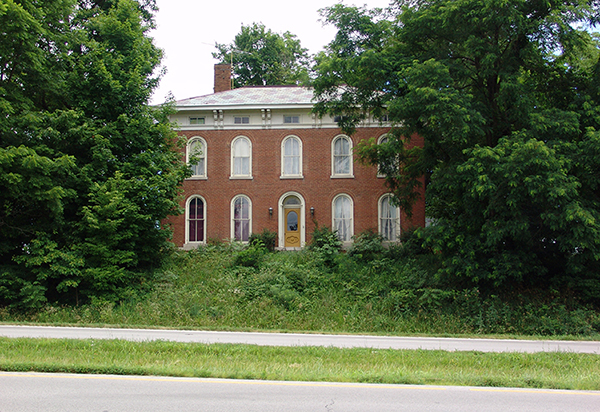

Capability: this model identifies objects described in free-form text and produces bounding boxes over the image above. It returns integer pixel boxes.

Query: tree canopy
[0,0,188,308]
[313,0,600,302]
[213,22,311,87]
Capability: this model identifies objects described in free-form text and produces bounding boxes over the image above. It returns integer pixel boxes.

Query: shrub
[348,229,385,261]
[307,226,341,267]
[248,229,277,252]
[234,241,267,268]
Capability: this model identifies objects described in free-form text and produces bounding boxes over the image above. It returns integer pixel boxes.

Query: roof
[175,86,315,110]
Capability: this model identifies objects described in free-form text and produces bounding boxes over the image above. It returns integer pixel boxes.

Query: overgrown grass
[1,337,599,390]
[1,241,599,338]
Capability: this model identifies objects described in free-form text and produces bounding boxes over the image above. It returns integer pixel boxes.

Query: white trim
[280,135,303,179]
[378,194,401,241]
[230,194,252,242]
[331,134,354,178]
[184,195,207,246]
[278,192,306,249]
[230,136,252,179]
[331,193,354,243]
[186,136,207,179]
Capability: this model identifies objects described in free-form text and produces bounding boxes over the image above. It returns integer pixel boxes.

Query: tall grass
[2,243,599,338]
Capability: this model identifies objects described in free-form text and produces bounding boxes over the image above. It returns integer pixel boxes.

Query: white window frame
[189,117,205,125]
[231,194,252,242]
[230,136,252,179]
[234,116,250,124]
[187,136,207,179]
[280,135,303,179]
[379,194,401,242]
[332,193,354,243]
[331,135,354,178]
[377,134,389,178]
[185,195,207,245]
[284,115,300,124]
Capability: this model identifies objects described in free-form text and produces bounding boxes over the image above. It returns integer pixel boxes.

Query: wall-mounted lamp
[310,207,315,217]
[269,207,273,217]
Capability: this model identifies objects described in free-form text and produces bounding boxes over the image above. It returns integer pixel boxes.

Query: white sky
[149,0,392,104]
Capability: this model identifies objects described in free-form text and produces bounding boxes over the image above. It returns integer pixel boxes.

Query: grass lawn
[0,337,599,390]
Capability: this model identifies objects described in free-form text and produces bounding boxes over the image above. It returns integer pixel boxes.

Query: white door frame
[278,191,306,249]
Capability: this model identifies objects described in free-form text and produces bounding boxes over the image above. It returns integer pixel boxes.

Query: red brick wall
[166,127,426,247]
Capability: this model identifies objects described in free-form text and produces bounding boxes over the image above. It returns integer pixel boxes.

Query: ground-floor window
[232,195,251,241]
[332,194,353,241]
[187,196,206,243]
[379,194,400,241]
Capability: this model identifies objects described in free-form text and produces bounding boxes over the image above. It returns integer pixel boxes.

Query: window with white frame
[234,116,250,124]
[231,195,251,242]
[284,115,300,124]
[332,194,353,242]
[189,117,205,125]
[231,136,252,178]
[379,194,400,241]
[377,134,389,178]
[332,135,353,177]
[186,196,206,243]
[281,135,302,178]
[187,137,206,178]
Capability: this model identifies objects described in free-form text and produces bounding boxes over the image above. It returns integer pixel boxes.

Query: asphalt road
[1,372,599,412]
[0,325,599,353]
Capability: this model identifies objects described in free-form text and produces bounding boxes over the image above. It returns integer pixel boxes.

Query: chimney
[214,64,232,93]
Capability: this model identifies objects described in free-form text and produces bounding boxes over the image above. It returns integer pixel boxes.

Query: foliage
[347,229,385,261]
[248,229,277,252]
[0,0,188,308]
[213,22,311,87]
[307,225,342,267]
[313,0,600,302]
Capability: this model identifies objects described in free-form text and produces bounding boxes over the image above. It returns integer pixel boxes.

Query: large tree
[0,0,189,308]
[313,0,600,301]
[213,22,311,87]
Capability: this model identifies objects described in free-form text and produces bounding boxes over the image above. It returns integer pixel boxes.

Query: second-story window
[281,135,302,178]
[234,116,250,124]
[332,135,353,177]
[231,136,252,178]
[187,137,206,178]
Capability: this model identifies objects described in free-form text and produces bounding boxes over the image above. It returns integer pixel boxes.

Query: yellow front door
[284,208,301,247]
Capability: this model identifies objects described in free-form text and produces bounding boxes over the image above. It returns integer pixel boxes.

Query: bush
[348,229,385,261]
[234,241,267,268]
[248,229,277,252]
[307,226,341,267]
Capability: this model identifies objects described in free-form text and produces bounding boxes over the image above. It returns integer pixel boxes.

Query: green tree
[213,22,311,88]
[0,0,189,307]
[313,0,600,301]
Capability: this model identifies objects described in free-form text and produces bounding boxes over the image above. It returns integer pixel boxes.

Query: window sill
[280,175,304,180]
[330,175,355,179]
[186,176,208,180]
[181,242,205,250]
[229,176,254,180]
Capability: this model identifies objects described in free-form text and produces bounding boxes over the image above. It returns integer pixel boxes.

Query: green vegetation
[0,0,188,308]
[3,233,599,337]
[213,22,311,87]
[1,338,599,390]
[314,0,600,306]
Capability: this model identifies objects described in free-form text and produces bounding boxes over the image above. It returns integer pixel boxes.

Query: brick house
[167,64,425,249]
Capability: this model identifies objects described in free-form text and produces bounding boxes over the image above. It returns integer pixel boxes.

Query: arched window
[332,135,353,177]
[377,134,388,178]
[281,135,302,178]
[332,194,353,242]
[187,137,206,178]
[231,136,252,178]
[379,194,400,241]
[186,196,206,243]
[231,195,251,241]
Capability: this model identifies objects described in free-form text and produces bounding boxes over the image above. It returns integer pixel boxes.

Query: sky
[149,0,393,104]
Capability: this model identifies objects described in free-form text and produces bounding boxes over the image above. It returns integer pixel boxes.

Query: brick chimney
[214,64,232,93]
